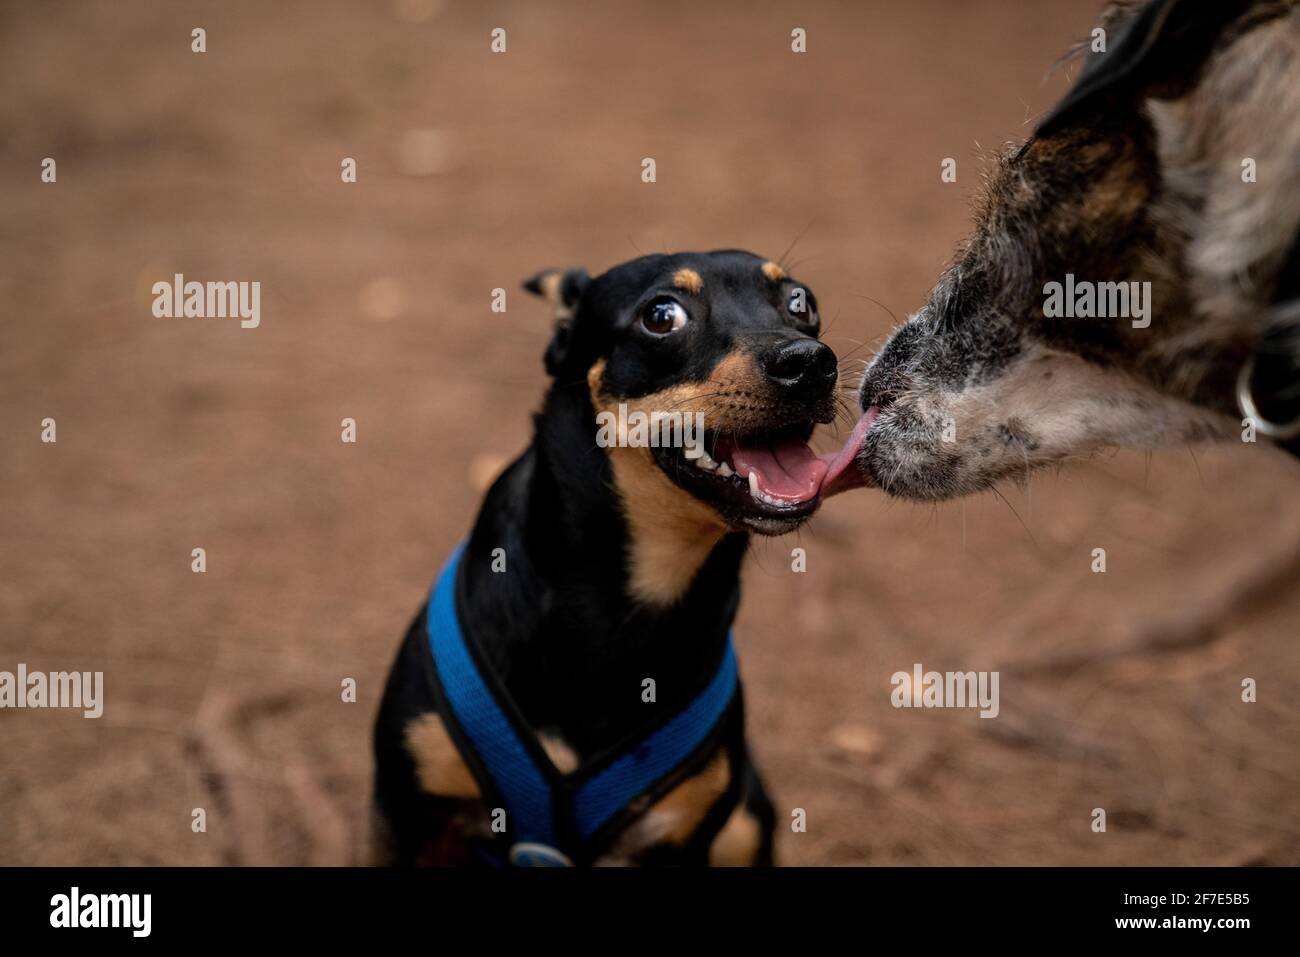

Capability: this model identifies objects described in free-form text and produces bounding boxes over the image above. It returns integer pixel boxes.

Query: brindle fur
[857,0,1300,500]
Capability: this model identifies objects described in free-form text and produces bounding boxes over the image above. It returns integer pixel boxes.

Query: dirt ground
[2,0,1298,866]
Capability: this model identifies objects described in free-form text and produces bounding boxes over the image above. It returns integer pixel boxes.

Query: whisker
[833,341,875,364]
[660,390,727,411]
[989,485,1037,545]
[782,253,819,273]
[850,294,902,327]
[777,220,816,270]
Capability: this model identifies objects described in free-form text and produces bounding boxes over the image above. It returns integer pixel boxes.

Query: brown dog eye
[640,299,688,336]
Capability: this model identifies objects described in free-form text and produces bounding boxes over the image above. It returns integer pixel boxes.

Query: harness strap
[572,640,736,840]
[425,544,739,864]
[425,545,557,846]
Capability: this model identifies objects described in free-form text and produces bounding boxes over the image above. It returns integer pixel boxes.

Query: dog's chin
[650,422,825,536]
[858,414,1028,502]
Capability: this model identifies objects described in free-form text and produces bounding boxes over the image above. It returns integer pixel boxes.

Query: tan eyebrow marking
[761,261,786,282]
[672,268,703,294]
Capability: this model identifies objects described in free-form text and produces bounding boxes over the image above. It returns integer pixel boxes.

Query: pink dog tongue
[817,406,878,498]
[730,438,827,502]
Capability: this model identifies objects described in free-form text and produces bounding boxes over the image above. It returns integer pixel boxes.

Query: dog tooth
[717,462,733,478]
[748,471,761,499]
[696,451,717,471]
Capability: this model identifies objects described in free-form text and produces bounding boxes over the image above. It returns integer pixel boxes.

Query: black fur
[1036,0,1253,138]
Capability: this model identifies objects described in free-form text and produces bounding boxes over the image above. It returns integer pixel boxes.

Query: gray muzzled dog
[821,0,1300,502]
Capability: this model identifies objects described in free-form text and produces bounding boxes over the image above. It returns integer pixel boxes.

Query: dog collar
[424,544,739,866]
[1237,355,1300,441]
[1238,230,1300,449]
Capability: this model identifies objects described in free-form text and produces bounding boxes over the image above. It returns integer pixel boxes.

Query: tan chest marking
[538,732,580,774]
[708,802,763,866]
[406,716,581,788]
[404,712,480,799]
[594,750,731,865]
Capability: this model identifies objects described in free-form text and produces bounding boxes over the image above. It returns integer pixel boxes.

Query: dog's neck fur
[456,378,746,759]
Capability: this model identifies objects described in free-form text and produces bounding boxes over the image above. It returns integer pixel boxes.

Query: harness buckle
[508,842,574,867]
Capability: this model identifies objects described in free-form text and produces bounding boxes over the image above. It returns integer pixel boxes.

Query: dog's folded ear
[523,268,589,314]
[1036,0,1250,137]
[523,268,591,377]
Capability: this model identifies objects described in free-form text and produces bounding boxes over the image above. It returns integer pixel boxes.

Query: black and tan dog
[372,250,840,866]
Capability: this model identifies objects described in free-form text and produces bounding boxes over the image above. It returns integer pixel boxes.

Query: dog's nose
[762,338,838,401]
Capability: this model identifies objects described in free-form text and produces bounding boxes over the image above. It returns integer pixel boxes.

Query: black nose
[762,338,838,401]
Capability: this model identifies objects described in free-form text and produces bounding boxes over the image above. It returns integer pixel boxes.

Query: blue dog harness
[424,545,740,866]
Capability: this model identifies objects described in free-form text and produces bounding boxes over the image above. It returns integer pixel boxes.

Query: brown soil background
[2,0,1297,866]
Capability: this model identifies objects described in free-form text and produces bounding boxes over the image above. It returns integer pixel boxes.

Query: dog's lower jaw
[859,361,1244,502]
[737,513,810,535]
[606,444,730,607]
[852,335,1248,501]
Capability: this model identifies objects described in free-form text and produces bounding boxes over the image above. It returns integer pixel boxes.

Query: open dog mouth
[652,410,881,531]
[652,422,830,530]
